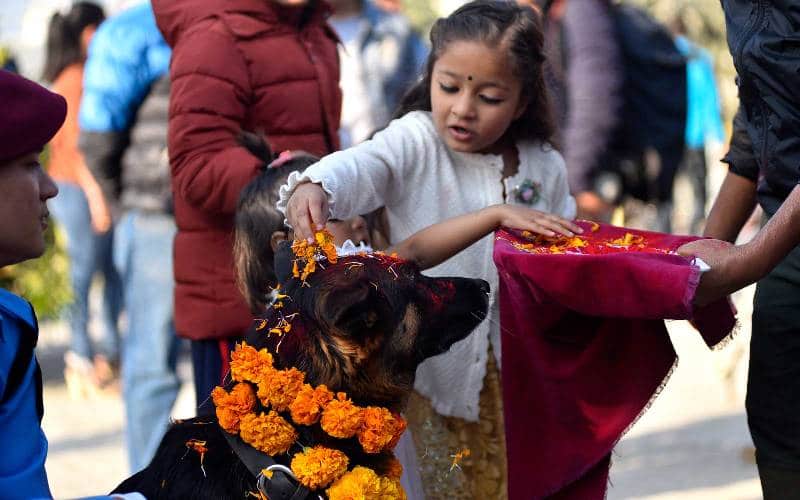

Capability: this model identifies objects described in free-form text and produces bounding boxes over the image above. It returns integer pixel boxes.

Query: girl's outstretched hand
[487,204,582,237]
[286,182,329,242]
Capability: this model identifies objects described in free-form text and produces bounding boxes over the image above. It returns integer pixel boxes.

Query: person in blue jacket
[0,69,64,500]
[78,2,178,473]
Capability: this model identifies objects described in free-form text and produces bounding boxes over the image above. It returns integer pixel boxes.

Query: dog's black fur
[113,245,489,499]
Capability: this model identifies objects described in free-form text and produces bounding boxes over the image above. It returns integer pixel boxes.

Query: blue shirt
[675,36,725,148]
[79,2,171,132]
[0,289,50,499]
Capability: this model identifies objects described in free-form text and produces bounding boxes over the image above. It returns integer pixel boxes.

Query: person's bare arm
[702,171,758,243]
[389,204,582,270]
[678,185,800,305]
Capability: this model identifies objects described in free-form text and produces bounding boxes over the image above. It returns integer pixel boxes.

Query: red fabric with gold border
[493,222,736,499]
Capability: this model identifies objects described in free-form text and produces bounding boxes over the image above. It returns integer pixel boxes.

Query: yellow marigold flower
[290,446,349,490]
[290,383,334,426]
[257,367,305,412]
[378,476,407,499]
[230,342,275,384]
[321,393,363,439]
[327,466,382,500]
[239,411,298,456]
[384,457,403,481]
[212,383,256,434]
[315,230,338,264]
[357,407,407,454]
[291,230,337,281]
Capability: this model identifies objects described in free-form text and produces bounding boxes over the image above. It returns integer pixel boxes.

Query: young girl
[280,1,577,496]
[42,2,121,397]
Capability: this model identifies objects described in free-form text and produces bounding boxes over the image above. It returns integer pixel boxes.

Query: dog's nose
[477,279,490,295]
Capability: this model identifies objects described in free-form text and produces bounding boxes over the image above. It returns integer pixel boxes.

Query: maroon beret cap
[0,69,67,164]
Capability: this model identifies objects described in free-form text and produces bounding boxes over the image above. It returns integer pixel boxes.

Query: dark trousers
[191,338,237,415]
[747,244,800,497]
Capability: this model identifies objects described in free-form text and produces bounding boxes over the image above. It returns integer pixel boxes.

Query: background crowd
[2,0,793,498]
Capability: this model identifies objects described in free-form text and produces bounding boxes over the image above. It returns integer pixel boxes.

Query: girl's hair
[234,150,318,313]
[42,2,105,83]
[395,0,555,144]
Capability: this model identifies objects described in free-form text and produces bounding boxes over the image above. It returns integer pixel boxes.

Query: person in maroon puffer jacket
[152,0,342,410]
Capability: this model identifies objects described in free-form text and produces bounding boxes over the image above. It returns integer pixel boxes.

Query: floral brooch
[512,179,542,205]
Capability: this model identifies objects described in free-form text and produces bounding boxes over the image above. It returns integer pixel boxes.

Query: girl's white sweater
[278,111,575,421]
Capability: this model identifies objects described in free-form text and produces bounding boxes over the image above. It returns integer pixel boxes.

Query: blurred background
[2,0,760,498]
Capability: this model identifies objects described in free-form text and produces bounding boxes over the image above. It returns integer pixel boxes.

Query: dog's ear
[274,240,294,284]
[321,282,376,333]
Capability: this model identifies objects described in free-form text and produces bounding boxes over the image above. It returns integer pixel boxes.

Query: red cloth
[493,222,736,499]
[152,0,342,340]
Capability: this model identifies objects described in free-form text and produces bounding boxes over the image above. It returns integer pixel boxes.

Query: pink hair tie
[267,150,294,169]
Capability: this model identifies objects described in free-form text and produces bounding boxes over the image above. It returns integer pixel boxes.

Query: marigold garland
[212,382,257,434]
[326,466,407,500]
[378,476,407,499]
[290,383,334,425]
[384,457,403,480]
[320,392,363,439]
[290,446,349,490]
[239,411,298,456]
[327,466,382,499]
[230,342,274,384]
[357,407,407,454]
[257,366,305,412]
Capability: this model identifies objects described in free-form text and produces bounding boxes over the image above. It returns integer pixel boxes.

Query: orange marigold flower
[257,367,305,412]
[290,384,334,426]
[609,232,645,247]
[326,466,382,500]
[386,415,407,451]
[212,383,256,434]
[290,446,349,490]
[292,260,300,278]
[321,392,363,439]
[378,476,407,499]
[239,411,298,456]
[291,230,338,281]
[315,230,338,264]
[357,407,407,454]
[230,342,274,384]
[384,457,403,480]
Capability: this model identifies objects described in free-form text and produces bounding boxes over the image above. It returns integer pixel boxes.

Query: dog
[112,243,489,499]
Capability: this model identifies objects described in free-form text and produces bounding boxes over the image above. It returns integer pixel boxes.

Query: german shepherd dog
[113,244,489,499]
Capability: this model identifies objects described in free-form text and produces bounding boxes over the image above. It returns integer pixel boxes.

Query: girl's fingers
[538,213,582,234]
[296,210,315,243]
[308,198,327,233]
[530,218,574,237]
[519,222,555,237]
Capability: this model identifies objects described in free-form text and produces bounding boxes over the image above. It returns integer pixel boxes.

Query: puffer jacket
[721,0,800,216]
[152,0,341,340]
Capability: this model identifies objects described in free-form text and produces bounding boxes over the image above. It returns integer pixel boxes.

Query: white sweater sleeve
[277,112,430,222]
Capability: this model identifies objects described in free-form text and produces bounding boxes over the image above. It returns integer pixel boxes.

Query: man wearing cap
[0,69,63,498]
